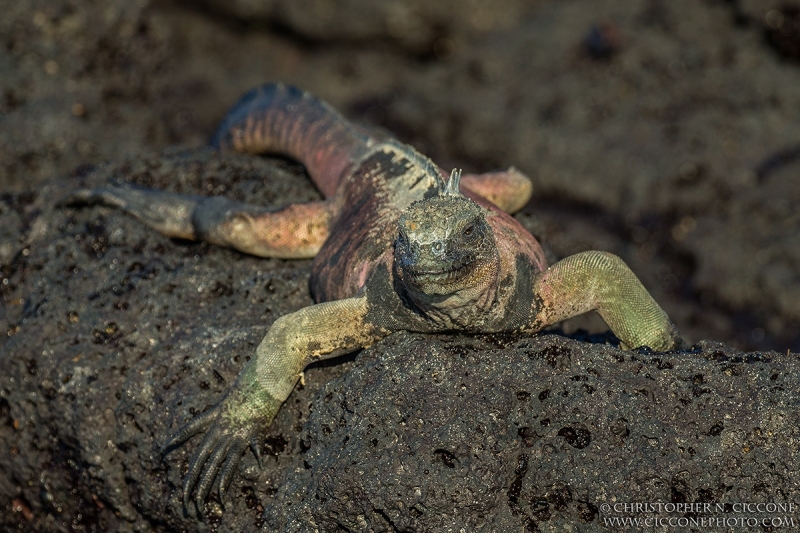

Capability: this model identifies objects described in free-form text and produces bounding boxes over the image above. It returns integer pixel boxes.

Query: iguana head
[395,169,500,301]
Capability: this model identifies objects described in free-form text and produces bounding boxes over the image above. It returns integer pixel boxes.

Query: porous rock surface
[1,151,798,532]
[266,333,800,532]
[0,151,323,532]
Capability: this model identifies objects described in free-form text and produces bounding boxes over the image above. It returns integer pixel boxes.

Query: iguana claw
[162,372,278,515]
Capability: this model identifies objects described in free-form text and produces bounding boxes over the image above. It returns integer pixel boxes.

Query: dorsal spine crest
[444,168,462,196]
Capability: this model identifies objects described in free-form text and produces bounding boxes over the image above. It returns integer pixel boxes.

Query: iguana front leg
[531,250,683,351]
[67,186,332,258]
[162,295,384,511]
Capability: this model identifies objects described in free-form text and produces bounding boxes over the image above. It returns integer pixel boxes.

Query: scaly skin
[68,82,684,514]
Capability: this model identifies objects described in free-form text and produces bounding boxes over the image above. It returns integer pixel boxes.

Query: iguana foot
[65,185,198,239]
[162,375,281,514]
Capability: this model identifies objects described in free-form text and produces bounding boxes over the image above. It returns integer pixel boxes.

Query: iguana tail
[211,83,376,198]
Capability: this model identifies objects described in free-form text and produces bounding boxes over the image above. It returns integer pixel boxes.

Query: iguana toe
[161,408,215,456]
[217,437,248,507]
[250,437,264,469]
[192,436,233,512]
[182,423,221,511]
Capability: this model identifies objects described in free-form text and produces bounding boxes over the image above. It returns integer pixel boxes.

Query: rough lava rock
[0,150,325,532]
[1,150,799,532]
[265,333,800,532]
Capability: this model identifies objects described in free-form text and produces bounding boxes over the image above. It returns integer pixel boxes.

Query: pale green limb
[531,251,684,351]
[161,296,383,513]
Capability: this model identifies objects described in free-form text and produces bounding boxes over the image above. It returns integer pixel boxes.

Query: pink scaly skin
[69,83,684,514]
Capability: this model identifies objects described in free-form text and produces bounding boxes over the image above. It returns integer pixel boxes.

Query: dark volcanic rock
[1,150,799,532]
[0,150,327,532]
[264,333,800,532]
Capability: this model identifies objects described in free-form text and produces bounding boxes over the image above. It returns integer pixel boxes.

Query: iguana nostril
[433,242,443,254]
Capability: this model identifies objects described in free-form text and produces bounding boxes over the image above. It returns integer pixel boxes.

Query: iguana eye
[463,224,474,236]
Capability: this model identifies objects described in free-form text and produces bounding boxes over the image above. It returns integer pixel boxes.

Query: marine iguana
[71,83,684,512]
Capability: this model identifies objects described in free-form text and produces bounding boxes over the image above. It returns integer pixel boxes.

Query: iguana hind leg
[69,186,332,258]
[461,167,533,214]
[531,250,684,351]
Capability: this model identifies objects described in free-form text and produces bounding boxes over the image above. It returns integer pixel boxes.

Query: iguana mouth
[405,253,476,283]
